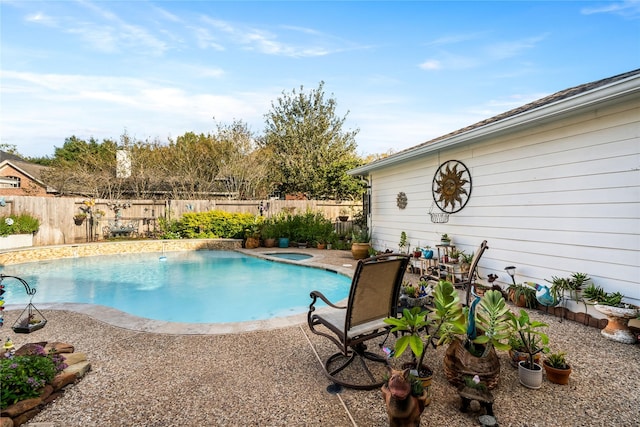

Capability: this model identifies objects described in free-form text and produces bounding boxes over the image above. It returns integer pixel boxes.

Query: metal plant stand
[0,274,47,334]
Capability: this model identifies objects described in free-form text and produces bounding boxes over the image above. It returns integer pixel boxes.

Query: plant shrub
[0,214,40,237]
[1,345,67,409]
[161,211,261,239]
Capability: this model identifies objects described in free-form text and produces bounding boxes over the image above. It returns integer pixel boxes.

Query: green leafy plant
[463,374,487,391]
[403,282,418,298]
[545,351,569,370]
[547,272,590,303]
[398,231,408,251]
[0,214,40,237]
[506,309,549,369]
[507,283,538,308]
[1,345,67,409]
[582,284,627,307]
[352,227,370,243]
[432,281,511,357]
[384,307,432,375]
[460,251,474,265]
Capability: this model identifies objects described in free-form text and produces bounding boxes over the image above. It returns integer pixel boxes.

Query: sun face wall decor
[432,160,472,214]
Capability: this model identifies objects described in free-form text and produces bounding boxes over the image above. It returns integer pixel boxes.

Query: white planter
[0,234,34,250]
[518,361,543,389]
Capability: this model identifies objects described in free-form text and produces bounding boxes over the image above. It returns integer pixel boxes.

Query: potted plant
[384,294,450,393]
[244,221,262,249]
[506,309,549,389]
[421,245,434,260]
[546,272,590,316]
[401,281,431,308]
[73,213,87,225]
[440,234,451,246]
[583,284,639,344]
[350,227,370,259]
[384,307,436,386]
[338,207,350,222]
[261,218,277,248]
[432,281,511,389]
[413,246,423,258]
[543,351,572,385]
[459,251,474,273]
[507,283,537,308]
[507,331,542,368]
[276,213,291,248]
[398,231,408,253]
[449,249,463,263]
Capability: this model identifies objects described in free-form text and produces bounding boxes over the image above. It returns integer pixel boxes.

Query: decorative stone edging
[0,341,90,427]
[0,238,242,266]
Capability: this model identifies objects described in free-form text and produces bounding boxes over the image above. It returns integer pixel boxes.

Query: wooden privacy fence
[0,196,361,246]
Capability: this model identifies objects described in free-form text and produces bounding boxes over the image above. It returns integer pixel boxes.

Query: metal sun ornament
[432,160,472,214]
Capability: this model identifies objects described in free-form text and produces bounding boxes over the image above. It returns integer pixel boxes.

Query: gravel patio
[2,248,638,426]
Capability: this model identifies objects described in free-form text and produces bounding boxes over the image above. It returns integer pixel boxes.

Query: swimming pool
[0,251,351,324]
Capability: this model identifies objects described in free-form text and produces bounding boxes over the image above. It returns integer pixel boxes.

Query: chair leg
[323,343,389,390]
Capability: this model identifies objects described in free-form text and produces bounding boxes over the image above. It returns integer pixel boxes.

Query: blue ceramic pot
[278,237,289,248]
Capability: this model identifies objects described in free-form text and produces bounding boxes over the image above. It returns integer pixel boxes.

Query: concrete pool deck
[2,246,639,426]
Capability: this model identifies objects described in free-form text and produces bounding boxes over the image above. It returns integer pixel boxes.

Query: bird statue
[532,282,558,307]
[466,286,481,340]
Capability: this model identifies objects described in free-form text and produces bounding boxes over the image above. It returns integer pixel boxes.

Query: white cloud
[581,0,640,18]
[25,12,58,27]
[419,60,441,70]
[0,69,273,156]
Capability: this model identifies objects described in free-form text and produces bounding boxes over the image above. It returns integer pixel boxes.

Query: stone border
[0,239,242,265]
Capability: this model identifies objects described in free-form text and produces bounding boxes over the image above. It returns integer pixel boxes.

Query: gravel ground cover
[1,248,638,426]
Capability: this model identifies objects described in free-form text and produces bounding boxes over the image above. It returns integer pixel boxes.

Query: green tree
[262,81,363,199]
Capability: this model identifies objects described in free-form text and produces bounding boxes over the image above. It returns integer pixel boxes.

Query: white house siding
[366,92,639,305]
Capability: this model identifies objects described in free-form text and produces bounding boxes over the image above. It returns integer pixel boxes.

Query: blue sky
[1,1,639,158]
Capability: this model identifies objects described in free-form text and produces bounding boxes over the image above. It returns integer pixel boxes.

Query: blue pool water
[1,251,350,323]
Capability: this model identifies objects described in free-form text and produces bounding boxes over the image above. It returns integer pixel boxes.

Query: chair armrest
[309,290,346,310]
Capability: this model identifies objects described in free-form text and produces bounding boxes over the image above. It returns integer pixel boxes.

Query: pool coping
[3,243,356,335]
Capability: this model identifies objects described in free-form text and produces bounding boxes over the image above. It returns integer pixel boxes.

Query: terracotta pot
[244,237,260,249]
[316,243,326,250]
[351,242,370,260]
[543,361,572,385]
[443,338,501,389]
[263,238,276,248]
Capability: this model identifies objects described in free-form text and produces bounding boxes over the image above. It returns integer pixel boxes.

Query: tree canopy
[21,82,375,200]
[261,81,365,199]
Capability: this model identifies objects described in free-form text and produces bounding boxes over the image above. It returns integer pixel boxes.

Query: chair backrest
[344,254,410,328]
[464,240,489,305]
[466,240,489,281]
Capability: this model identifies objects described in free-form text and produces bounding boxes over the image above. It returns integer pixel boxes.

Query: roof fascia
[349,74,640,176]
